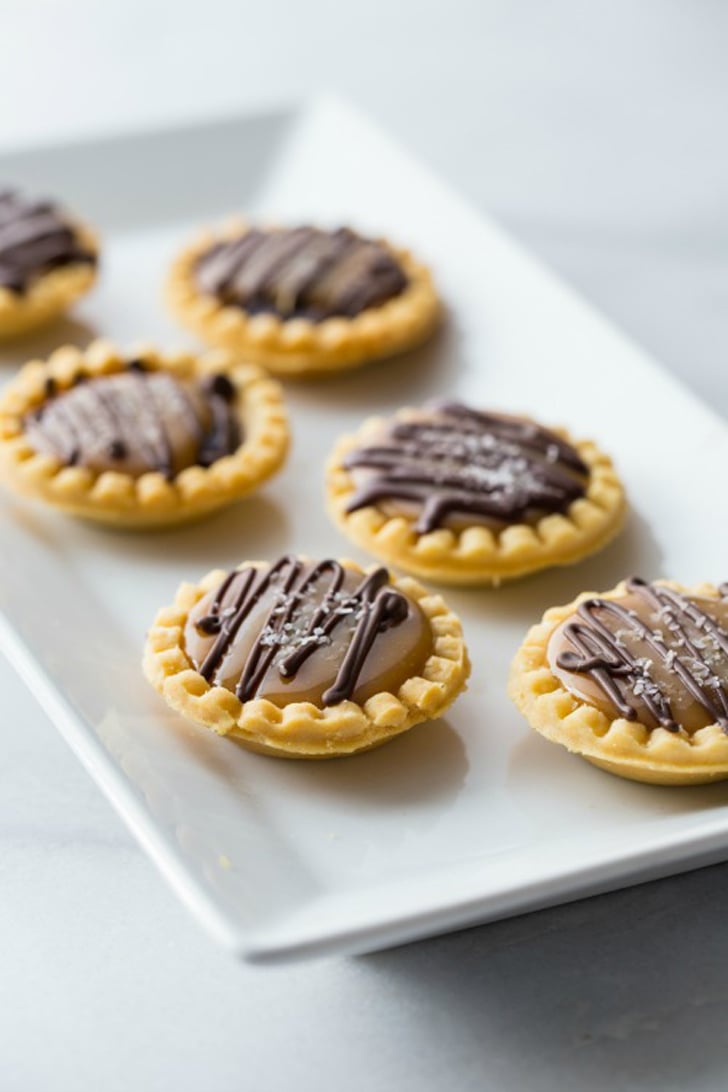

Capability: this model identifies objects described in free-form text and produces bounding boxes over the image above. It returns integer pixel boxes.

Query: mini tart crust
[0,223,99,340]
[143,558,470,759]
[0,339,289,528]
[326,409,627,586]
[509,580,728,786]
[166,219,441,378]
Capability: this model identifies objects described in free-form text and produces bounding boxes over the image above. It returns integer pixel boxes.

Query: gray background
[1,2,727,1089]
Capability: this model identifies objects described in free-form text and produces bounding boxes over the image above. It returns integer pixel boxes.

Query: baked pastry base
[0,339,289,527]
[0,225,98,340]
[326,411,626,586]
[166,220,441,378]
[508,580,728,785]
[143,559,470,759]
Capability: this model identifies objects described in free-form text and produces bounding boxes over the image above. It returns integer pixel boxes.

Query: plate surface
[2,98,728,963]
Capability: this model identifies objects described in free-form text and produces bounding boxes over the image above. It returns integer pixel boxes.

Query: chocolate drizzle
[554,578,728,732]
[195,226,407,321]
[194,556,411,706]
[344,402,589,533]
[23,361,240,478]
[0,189,95,293]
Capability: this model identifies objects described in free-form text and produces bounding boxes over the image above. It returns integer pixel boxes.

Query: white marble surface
[2,2,728,1089]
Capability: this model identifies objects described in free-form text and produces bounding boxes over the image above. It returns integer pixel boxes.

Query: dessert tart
[509,577,728,785]
[0,340,289,527]
[143,554,469,758]
[326,400,626,585]
[0,188,98,339]
[167,221,440,377]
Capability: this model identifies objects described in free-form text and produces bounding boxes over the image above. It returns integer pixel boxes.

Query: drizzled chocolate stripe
[125,366,174,477]
[195,556,409,705]
[344,402,589,533]
[195,226,407,321]
[0,189,95,293]
[556,578,728,732]
[197,375,240,468]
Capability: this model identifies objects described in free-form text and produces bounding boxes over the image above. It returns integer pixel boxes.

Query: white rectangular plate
[2,98,728,963]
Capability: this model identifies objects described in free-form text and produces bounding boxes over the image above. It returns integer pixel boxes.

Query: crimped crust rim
[143,557,470,758]
[165,219,441,377]
[508,579,728,783]
[0,338,289,527]
[326,409,627,586]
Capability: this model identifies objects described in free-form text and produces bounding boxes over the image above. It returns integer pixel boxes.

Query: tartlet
[326,400,626,585]
[166,220,441,377]
[0,188,98,339]
[0,340,289,527]
[143,554,470,758]
[509,577,728,785]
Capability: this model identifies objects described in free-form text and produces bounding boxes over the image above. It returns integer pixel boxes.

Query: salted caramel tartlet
[509,578,728,785]
[167,221,440,377]
[0,188,98,338]
[144,554,469,758]
[0,340,289,527]
[326,401,626,585]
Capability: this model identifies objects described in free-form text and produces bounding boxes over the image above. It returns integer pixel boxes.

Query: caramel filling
[195,226,407,322]
[344,403,589,534]
[23,366,239,478]
[548,582,728,733]
[185,559,432,708]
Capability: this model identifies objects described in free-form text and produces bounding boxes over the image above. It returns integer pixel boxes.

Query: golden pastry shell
[0,222,99,339]
[508,579,728,785]
[143,557,470,758]
[166,219,441,378]
[326,408,626,585]
[0,339,289,527]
